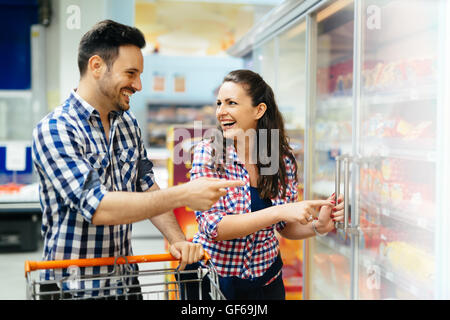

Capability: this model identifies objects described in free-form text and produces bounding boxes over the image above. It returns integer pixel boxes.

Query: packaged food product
[396,119,414,138]
[0,182,23,193]
[383,241,435,283]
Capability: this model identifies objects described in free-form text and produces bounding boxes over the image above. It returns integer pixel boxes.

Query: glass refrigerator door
[278,20,307,189]
[254,38,277,90]
[357,0,443,299]
[277,20,307,300]
[308,0,354,300]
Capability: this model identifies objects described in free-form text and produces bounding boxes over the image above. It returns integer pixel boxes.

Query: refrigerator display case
[0,24,47,252]
[355,0,444,300]
[227,0,450,299]
[308,0,355,299]
[256,21,309,300]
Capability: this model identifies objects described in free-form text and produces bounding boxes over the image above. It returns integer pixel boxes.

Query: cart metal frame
[24,253,225,300]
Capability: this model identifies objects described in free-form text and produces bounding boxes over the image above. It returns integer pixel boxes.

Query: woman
[187,69,344,300]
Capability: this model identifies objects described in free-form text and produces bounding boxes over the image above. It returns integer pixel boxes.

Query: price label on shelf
[5,142,27,171]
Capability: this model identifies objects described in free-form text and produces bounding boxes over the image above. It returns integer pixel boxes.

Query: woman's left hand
[314,193,344,234]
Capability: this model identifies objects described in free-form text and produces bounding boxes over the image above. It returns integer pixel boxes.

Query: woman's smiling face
[216,81,264,140]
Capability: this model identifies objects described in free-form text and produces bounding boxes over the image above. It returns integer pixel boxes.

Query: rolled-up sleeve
[190,141,227,240]
[32,117,107,223]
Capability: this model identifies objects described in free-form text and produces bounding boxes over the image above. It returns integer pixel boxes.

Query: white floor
[0,219,166,300]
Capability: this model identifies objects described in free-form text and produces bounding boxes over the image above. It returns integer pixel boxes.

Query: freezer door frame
[303,0,357,300]
[355,0,449,300]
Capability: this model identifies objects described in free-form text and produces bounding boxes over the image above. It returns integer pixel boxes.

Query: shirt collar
[69,89,98,120]
[68,89,124,120]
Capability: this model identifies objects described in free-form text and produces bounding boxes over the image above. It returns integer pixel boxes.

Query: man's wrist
[170,237,187,245]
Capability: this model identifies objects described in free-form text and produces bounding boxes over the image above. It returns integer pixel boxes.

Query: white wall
[45,0,135,110]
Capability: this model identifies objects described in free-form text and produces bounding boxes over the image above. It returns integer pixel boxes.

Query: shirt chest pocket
[86,152,109,184]
[117,147,139,191]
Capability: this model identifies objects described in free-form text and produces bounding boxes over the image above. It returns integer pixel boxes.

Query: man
[31,19,243,299]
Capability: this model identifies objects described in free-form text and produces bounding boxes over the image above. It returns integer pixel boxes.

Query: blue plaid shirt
[32,90,155,293]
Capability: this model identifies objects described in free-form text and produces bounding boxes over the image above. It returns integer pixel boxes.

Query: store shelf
[312,179,354,198]
[315,234,352,258]
[315,226,434,299]
[317,95,353,111]
[362,138,436,162]
[360,251,434,299]
[315,84,436,113]
[0,183,39,204]
[362,85,437,106]
[0,202,40,213]
[360,197,435,233]
[314,140,352,153]
[0,90,32,99]
[311,280,346,300]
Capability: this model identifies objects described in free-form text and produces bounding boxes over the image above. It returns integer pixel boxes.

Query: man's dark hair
[78,19,146,76]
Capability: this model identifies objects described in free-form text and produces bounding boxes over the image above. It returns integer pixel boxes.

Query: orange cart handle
[25,251,211,277]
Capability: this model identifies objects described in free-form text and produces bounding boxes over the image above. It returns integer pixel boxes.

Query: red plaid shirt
[190,139,298,279]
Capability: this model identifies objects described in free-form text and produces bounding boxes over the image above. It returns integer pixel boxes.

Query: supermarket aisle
[0,241,42,300]
[0,219,165,300]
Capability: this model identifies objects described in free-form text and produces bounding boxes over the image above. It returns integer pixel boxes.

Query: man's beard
[98,73,128,112]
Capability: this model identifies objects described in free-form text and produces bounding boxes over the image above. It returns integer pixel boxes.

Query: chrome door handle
[335,155,341,204]
[335,154,352,233]
[334,154,363,236]
[343,157,350,232]
[334,155,344,230]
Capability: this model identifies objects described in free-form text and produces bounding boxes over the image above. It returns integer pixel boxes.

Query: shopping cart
[24,252,225,300]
